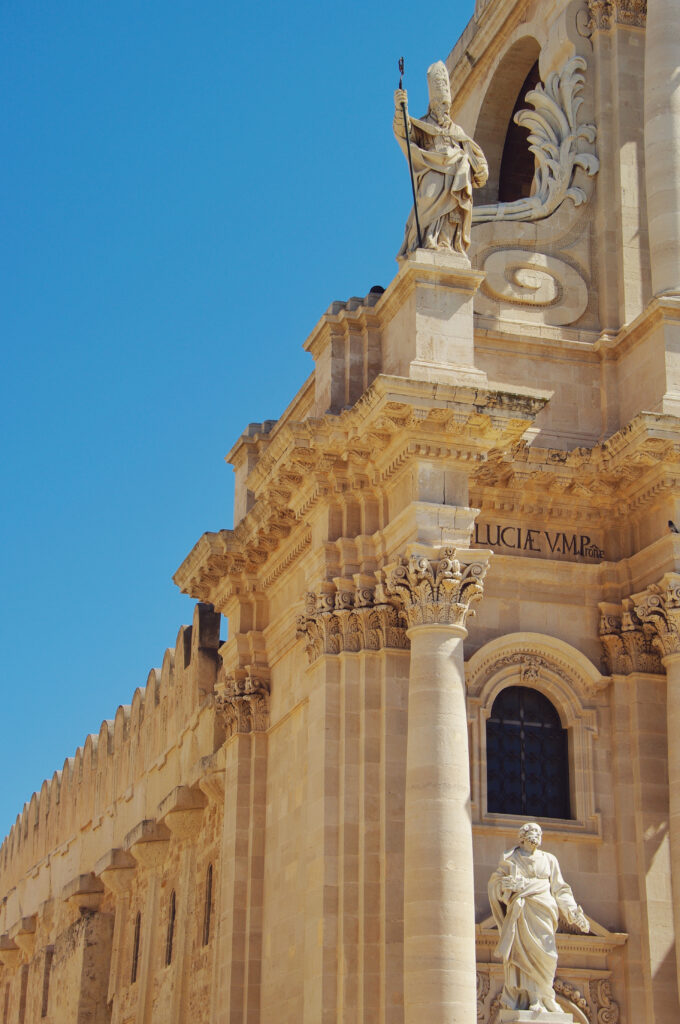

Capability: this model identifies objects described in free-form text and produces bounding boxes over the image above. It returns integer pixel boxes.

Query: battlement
[0,603,221,903]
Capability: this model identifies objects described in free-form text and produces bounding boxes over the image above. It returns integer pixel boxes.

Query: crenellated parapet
[0,602,221,900]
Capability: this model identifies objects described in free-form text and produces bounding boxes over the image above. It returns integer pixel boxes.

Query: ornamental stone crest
[382,548,489,629]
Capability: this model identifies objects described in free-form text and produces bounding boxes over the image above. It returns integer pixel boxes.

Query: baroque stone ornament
[473,57,599,225]
[588,979,620,1024]
[295,580,409,663]
[587,0,646,31]
[214,668,270,738]
[598,601,663,675]
[488,822,589,1014]
[394,60,488,255]
[631,573,680,659]
[382,547,488,629]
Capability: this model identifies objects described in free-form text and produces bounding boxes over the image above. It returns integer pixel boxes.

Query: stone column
[645,0,680,296]
[632,574,680,996]
[385,547,490,1024]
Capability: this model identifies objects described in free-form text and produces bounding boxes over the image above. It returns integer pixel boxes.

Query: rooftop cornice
[174,376,549,606]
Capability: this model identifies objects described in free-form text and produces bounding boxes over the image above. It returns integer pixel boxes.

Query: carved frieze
[382,548,489,629]
[296,579,409,663]
[215,668,270,737]
[588,0,646,30]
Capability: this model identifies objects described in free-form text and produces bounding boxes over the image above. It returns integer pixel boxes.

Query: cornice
[471,412,680,515]
[175,376,548,606]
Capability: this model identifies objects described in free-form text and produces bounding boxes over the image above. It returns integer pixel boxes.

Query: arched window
[498,61,541,202]
[165,890,176,966]
[486,686,570,819]
[131,912,141,984]
[202,864,213,946]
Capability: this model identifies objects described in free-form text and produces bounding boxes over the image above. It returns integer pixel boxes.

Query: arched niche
[473,36,541,207]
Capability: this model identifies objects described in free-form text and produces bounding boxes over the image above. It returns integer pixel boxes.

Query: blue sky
[0,0,473,838]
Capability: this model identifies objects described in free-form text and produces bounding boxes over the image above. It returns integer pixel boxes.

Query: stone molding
[382,547,489,630]
[215,667,270,738]
[296,578,409,663]
[588,0,646,31]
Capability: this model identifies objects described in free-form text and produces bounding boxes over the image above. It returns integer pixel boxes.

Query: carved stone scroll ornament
[473,57,599,225]
[589,978,620,1024]
[295,582,409,664]
[382,548,488,629]
[214,668,270,738]
[631,573,680,659]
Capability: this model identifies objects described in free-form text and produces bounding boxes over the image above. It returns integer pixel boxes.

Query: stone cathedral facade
[1,0,679,1021]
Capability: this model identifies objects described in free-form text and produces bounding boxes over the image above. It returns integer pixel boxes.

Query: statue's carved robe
[488,846,582,1012]
[394,109,488,255]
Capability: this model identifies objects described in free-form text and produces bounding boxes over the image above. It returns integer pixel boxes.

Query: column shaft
[404,623,476,1024]
[663,653,680,997]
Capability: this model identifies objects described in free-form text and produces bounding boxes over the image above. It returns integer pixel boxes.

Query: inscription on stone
[474,522,604,561]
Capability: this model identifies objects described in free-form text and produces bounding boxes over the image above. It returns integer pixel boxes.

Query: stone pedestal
[385,547,490,1024]
[381,249,487,386]
[498,1012,573,1024]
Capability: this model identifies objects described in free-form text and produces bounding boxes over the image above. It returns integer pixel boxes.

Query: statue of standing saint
[393,61,488,257]
[488,823,589,1015]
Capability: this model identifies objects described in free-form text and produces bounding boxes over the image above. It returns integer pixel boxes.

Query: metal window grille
[486,685,570,819]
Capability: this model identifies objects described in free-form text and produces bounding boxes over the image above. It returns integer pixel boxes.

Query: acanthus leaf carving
[382,548,489,630]
[588,0,646,30]
[215,667,270,738]
[631,574,680,660]
[589,978,620,1024]
[296,579,409,664]
[598,602,663,675]
[473,57,599,226]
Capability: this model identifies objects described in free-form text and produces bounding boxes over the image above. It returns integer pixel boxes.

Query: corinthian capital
[382,548,490,630]
[631,573,680,659]
[215,667,270,738]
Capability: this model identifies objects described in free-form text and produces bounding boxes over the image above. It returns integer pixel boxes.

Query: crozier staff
[393,60,488,256]
[488,822,589,1014]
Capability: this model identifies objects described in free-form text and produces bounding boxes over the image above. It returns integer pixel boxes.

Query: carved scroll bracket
[382,547,490,631]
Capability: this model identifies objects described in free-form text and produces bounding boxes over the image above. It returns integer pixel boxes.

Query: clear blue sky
[0,0,473,839]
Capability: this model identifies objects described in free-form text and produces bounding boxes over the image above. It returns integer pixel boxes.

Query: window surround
[466,633,606,841]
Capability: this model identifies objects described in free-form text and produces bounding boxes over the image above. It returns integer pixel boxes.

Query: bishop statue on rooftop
[394,60,488,257]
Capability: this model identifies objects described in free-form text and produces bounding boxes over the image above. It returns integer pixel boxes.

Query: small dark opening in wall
[131,912,141,984]
[498,61,541,203]
[41,948,54,1018]
[203,864,213,946]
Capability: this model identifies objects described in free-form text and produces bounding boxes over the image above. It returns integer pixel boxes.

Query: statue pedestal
[381,248,488,387]
[498,1012,573,1024]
